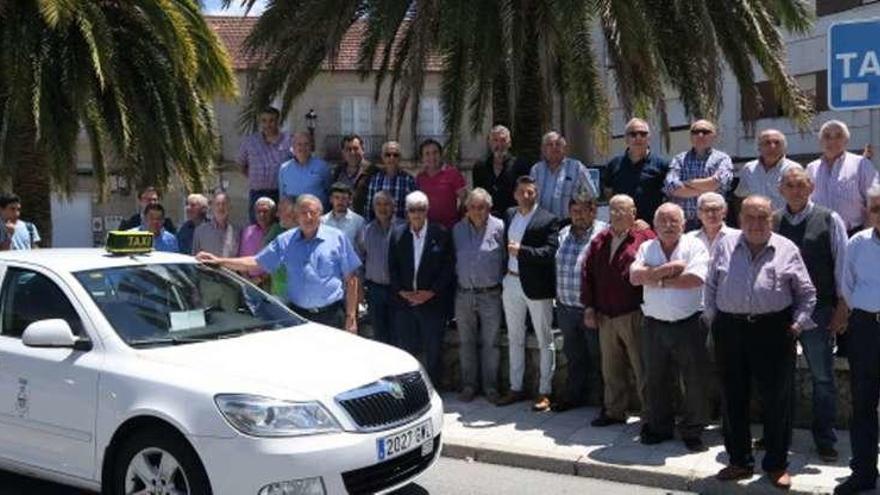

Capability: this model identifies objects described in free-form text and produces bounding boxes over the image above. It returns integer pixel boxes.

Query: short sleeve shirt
[635,235,709,321]
[255,225,362,309]
[416,165,466,230]
[0,221,40,250]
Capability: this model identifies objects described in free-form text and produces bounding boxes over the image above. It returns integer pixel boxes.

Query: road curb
[441,437,833,494]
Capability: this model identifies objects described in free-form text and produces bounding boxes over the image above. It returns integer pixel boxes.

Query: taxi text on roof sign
[828,19,880,110]
[105,231,154,254]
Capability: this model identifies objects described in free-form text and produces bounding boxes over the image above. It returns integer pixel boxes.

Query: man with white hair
[239,196,277,285]
[605,118,670,223]
[452,188,506,403]
[630,202,711,452]
[196,194,362,332]
[736,129,802,210]
[685,192,737,251]
[664,119,734,231]
[773,166,848,462]
[388,191,454,383]
[530,131,598,219]
[836,184,880,495]
[806,120,879,236]
[473,125,532,216]
[177,193,208,255]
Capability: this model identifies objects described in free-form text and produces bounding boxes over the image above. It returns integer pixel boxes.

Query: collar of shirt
[735,232,778,260]
[330,210,353,221]
[783,201,815,225]
[411,222,428,239]
[758,155,787,169]
[514,203,538,221]
[293,225,328,242]
[689,147,715,161]
[819,152,847,168]
[624,148,652,166]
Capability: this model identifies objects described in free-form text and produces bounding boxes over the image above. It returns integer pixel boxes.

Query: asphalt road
[0,457,693,494]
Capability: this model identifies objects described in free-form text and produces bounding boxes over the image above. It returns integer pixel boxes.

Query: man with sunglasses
[736,129,802,211]
[365,141,417,221]
[605,118,669,224]
[664,120,734,231]
[237,106,291,222]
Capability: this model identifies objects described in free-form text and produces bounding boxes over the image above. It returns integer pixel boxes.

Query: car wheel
[112,427,211,495]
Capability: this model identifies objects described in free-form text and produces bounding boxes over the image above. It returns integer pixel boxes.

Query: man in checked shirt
[237,106,291,222]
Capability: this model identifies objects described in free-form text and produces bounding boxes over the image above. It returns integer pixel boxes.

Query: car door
[0,265,101,480]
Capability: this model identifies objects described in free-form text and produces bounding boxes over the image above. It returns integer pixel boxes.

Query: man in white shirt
[686,192,737,252]
[630,202,711,452]
[735,129,802,210]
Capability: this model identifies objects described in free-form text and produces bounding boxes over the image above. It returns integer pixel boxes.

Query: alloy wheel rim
[124,447,191,495]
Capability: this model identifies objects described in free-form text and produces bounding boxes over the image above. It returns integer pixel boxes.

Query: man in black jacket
[472,125,532,217]
[388,190,455,384]
[497,176,560,411]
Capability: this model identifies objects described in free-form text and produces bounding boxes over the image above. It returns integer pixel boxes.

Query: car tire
[110,427,212,495]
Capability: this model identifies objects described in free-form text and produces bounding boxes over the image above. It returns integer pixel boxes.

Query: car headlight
[215,394,341,437]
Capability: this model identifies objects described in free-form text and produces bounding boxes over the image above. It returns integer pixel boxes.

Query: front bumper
[191,392,444,494]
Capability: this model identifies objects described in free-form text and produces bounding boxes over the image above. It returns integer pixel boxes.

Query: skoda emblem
[384,379,405,400]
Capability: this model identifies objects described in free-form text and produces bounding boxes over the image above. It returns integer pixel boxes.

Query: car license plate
[376,420,433,461]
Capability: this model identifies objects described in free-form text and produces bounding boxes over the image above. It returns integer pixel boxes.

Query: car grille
[335,371,431,431]
[341,435,440,494]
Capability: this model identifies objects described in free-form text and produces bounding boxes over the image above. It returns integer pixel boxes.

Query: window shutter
[340,98,355,134]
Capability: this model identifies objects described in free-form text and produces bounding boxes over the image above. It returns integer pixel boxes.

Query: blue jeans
[556,304,603,406]
[248,189,279,223]
[366,282,394,345]
[798,305,837,450]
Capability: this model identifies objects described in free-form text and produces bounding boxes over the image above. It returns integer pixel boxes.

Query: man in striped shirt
[237,106,291,222]
[530,131,598,220]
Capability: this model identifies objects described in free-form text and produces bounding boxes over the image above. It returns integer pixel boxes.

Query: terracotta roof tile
[206,16,442,72]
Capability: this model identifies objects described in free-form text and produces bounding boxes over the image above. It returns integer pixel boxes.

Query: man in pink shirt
[239,197,277,286]
[416,139,467,230]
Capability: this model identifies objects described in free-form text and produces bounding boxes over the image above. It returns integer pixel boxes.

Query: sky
[202,0,266,16]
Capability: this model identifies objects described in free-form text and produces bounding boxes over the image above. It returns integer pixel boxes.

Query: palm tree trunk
[512,0,547,163]
[11,120,52,247]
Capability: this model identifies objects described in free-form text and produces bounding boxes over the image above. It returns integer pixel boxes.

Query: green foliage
[228,0,814,158]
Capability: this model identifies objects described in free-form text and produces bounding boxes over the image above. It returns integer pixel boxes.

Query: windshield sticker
[169,310,206,332]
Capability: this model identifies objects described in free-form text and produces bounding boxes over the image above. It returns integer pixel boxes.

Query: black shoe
[550,399,577,412]
[683,437,707,452]
[640,428,673,445]
[834,477,876,495]
[818,446,839,463]
[591,413,626,427]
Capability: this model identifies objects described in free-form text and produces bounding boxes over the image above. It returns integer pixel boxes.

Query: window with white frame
[340,97,373,135]
[417,97,444,136]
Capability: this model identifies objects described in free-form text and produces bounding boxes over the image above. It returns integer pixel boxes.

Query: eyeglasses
[760,139,783,145]
[384,152,401,158]
[699,206,724,214]
[627,131,649,138]
[691,129,713,136]
[407,207,427,213]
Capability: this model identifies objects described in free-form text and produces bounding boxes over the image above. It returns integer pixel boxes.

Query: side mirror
[22,319,78,349]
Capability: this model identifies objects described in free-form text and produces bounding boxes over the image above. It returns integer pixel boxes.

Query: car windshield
[74,263,305,347]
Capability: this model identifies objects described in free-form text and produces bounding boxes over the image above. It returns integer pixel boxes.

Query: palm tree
[0,0,236,245]
[227,0,813,162]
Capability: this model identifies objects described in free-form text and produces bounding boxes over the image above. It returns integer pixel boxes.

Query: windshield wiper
[127,336,208,348]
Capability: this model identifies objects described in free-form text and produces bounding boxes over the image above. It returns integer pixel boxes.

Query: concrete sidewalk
[439,393,862,494]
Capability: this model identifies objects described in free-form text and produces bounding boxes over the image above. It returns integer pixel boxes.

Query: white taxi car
[0,235,442,494]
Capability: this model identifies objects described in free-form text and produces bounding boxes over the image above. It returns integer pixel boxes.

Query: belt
[719,308,790,324]
[458,284,501,294]
[853,309,880,323]
[288,300,343,315]
[646,312,701,326]
[506,270,519,277]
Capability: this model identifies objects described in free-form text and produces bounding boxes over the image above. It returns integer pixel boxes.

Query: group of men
[4,105,880,494]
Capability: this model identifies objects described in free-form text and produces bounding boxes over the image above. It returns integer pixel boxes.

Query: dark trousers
[846,309,880,484]
[643,313,710,440]
[289,301,344,329]
[799,305,837,450]
[556,304,603,406]
[714,310,795,472]
[394,303,446,384]
[366,281,394,345]
[248,189,279,223]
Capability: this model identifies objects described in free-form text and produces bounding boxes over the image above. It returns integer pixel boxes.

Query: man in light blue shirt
[197,194,362,331]
[278,131,332,209]
[128,203,179,253]
[530,131,598,219]
[0,193,40,250]
[837,184,880,495]
[321,182,366,244]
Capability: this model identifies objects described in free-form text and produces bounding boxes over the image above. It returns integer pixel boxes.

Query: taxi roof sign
[105,231,154,255]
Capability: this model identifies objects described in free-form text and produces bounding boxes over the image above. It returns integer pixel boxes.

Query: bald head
[740,195,773,247]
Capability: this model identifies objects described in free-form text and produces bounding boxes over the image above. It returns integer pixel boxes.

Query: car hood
[134,323,422,400]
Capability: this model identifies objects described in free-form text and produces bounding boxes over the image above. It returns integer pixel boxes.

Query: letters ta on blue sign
[828,19,880,110]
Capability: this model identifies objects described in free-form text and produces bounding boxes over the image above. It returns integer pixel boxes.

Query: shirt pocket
[314,253,337,278]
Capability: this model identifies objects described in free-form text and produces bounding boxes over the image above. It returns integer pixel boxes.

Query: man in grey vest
[773,166,849,462]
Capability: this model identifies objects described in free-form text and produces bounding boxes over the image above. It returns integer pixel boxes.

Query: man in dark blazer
[497,175,561,411]
[388,190,455,384]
